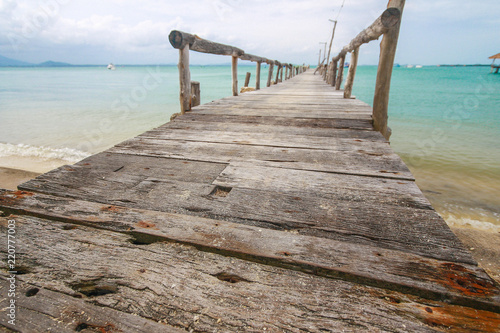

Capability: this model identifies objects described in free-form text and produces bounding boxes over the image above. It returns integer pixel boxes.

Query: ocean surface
[0,65,499,230]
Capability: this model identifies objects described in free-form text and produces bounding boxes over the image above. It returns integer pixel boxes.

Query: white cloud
[1,0,499,65]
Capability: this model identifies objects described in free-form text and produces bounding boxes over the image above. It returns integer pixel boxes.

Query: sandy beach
[0,167,41,190]
[1,165,498,284]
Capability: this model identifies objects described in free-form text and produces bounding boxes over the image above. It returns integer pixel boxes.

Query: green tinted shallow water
[0,65,499,228]
[351,66,500,228]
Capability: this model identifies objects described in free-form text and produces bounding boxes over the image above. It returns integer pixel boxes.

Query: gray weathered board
[1,70,499,332]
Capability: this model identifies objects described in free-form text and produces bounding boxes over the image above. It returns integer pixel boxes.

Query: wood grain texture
[0,276,184,332]
[1,215,499,332]
[2,191,499,313]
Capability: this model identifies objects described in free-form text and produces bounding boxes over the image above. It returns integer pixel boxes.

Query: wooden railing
[319,0,405,140]
[169,30,307,114]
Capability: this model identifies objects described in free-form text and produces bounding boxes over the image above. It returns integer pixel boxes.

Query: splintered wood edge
[1,189,499,313]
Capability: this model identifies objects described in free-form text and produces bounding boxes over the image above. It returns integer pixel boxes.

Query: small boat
[107,63,116,70]
[415,65,423,68]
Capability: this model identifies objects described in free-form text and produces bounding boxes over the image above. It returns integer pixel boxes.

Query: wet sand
[0,166,499,284]
[0,167,41,191]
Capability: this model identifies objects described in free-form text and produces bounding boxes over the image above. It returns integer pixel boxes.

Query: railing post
[232,55,238,96]
[256,61,261,90]
[267,62,274,87]
[373,0,405,140]
[344,47,359,99]
[244,72,251,87]
[331,61,337,87]
[191,81,200,107]
[280,65,284,82]
[275,63,281,84]
[178,45,191,114]
[335,56,345,90]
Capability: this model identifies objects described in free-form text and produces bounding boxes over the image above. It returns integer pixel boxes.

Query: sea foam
[0,143,90,163]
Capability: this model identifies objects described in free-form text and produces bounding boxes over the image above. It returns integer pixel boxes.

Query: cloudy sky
[0,0,499,66]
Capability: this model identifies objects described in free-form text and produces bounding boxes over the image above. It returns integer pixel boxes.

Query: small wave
[443,214,500,232]
[0,143,90,163]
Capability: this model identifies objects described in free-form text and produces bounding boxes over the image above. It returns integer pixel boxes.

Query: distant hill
[0,55,76,67]
[37,60,74,67]
[0,54,33,67]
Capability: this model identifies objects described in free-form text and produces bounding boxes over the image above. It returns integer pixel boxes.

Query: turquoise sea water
[0,65,499,229]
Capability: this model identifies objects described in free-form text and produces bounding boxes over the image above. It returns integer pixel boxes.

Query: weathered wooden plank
[191,108,373,120]
[108,140,415,180]
[0,277,184,332]
[137,128,392,151]
[1,214,499,320]
[168,113,374,131]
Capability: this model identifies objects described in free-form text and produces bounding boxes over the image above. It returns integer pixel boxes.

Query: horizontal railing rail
[169,30,308,114]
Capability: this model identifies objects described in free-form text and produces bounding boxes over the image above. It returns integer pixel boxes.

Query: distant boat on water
[107,63,116,70]
[415,65,423,68]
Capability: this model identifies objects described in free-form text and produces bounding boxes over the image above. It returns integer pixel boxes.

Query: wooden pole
[244,72,251,87]
[335,56,345,90]
[373,0,405,140]
[191,81,200,107]
[256,62,261,90]
[267,63,274,87]
[324,20,337,81]
[169,30,244,57]
[344,47,359,99]
[232,56,238,96]
[318,49,322,67]
[280,66,284,82]
[331,61,337,87]
[178,45,191,114]
[275,63,281,84]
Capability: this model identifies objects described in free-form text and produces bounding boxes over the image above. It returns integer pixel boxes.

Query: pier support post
[373,0,405,140]
[178,45,191,114]
[244,72,251,87]
[232,56,238,96]
[275,63,281,84]
[267,62,274,87]
[256,62,261,90]
[335,56,345,90]
[344,47,359,99]
[191,81,200,107]
[331,61,337,87]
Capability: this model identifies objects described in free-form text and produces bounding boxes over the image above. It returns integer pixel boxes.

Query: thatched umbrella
[489,53,500,63]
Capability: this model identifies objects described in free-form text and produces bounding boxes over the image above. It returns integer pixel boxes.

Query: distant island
[0,55,74,67]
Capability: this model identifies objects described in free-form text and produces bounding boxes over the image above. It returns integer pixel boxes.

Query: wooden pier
[2,1,500,331]
[1,69,500,332]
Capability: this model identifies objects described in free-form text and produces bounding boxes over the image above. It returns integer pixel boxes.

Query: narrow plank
[164,119,380,140]
[169,113,375,131]
[0,277,184,332]
[108,140,415,180]
[1,214,499,322]
[191,107,373,119]
[137,128,392,151]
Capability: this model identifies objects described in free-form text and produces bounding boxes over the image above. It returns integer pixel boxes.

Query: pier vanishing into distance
[1,1,500,331]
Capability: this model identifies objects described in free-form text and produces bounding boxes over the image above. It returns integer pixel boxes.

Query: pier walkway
[1,70,500,332]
